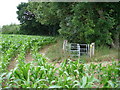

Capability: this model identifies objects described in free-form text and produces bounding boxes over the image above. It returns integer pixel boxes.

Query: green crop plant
[1,34,119,88]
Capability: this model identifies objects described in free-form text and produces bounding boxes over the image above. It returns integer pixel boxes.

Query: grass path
[39,43,61,68]
[39,42,119,68]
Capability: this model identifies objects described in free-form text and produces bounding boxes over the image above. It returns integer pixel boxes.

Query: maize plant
[1,34,119,88]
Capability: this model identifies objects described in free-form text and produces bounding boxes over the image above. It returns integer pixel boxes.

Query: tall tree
[17,2,59,35]
[27,2,119,47]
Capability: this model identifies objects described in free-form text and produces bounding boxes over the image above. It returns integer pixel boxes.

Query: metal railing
[63,41,95,58]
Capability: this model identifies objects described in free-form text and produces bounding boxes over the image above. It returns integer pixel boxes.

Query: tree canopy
[1,24,20,34]
[17,2,120,47]
[17,2,59,36]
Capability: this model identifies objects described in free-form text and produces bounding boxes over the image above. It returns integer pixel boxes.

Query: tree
[16,2,59,35]
[26,2,120,47]
[1,24,20,34]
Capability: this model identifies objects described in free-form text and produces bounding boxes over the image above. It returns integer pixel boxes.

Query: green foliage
[1,34,119,88]
[16,2,59,36]
[94,15,115,45]
[27,2,119,46]
[28,2,60,25]
[1,24,20,34]
[2,56,119,88]
[0,34,55,72]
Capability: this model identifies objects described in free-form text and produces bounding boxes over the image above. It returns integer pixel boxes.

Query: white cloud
[0,0,28,27]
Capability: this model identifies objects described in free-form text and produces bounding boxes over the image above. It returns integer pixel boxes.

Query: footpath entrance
[63,40,95,57]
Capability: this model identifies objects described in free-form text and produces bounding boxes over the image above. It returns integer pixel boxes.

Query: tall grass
[46,38,71,62]
[46,39,118,62]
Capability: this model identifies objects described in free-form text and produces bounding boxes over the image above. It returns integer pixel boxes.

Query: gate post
[90,44,92,57]
[89,43,95,57]
[77,44,80,58]
[88,44,90,56]
[63,40,68,51]
[92,43,95,56]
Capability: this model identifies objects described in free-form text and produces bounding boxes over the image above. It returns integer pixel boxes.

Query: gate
[63,42,95,58]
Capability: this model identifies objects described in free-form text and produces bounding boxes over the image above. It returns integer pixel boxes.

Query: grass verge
[45,37,118,63]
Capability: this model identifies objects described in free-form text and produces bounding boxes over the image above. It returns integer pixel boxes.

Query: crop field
[0,34,119,88]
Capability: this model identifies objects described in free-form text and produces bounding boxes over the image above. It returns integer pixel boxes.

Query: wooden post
[88,44,90,56]
[90,44,92,57]
[86,44,87,54]
[91,43,95,56]
[89,43,95,57]
[77,44,80,58]
[63,40,68,51]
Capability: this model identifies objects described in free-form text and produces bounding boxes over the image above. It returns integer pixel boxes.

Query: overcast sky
[0,0,28,27]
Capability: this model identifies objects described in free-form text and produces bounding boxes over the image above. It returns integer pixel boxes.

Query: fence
[63,40,95,57]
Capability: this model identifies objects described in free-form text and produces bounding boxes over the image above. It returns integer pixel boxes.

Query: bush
[1,24,20,34]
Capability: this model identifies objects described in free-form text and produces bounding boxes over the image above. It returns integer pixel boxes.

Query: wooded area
[1,2,120,47]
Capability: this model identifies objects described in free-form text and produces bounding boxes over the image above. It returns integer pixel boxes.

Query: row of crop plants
[0,34,55,72]
[1,34,119,88]
[2,53,119,88]
[0,34,55,88]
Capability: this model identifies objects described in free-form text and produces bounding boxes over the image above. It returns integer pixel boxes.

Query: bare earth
[7,56,18,71]
[25,53,34,63]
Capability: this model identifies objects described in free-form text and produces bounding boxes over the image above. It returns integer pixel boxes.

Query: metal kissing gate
[63,40,95,57]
